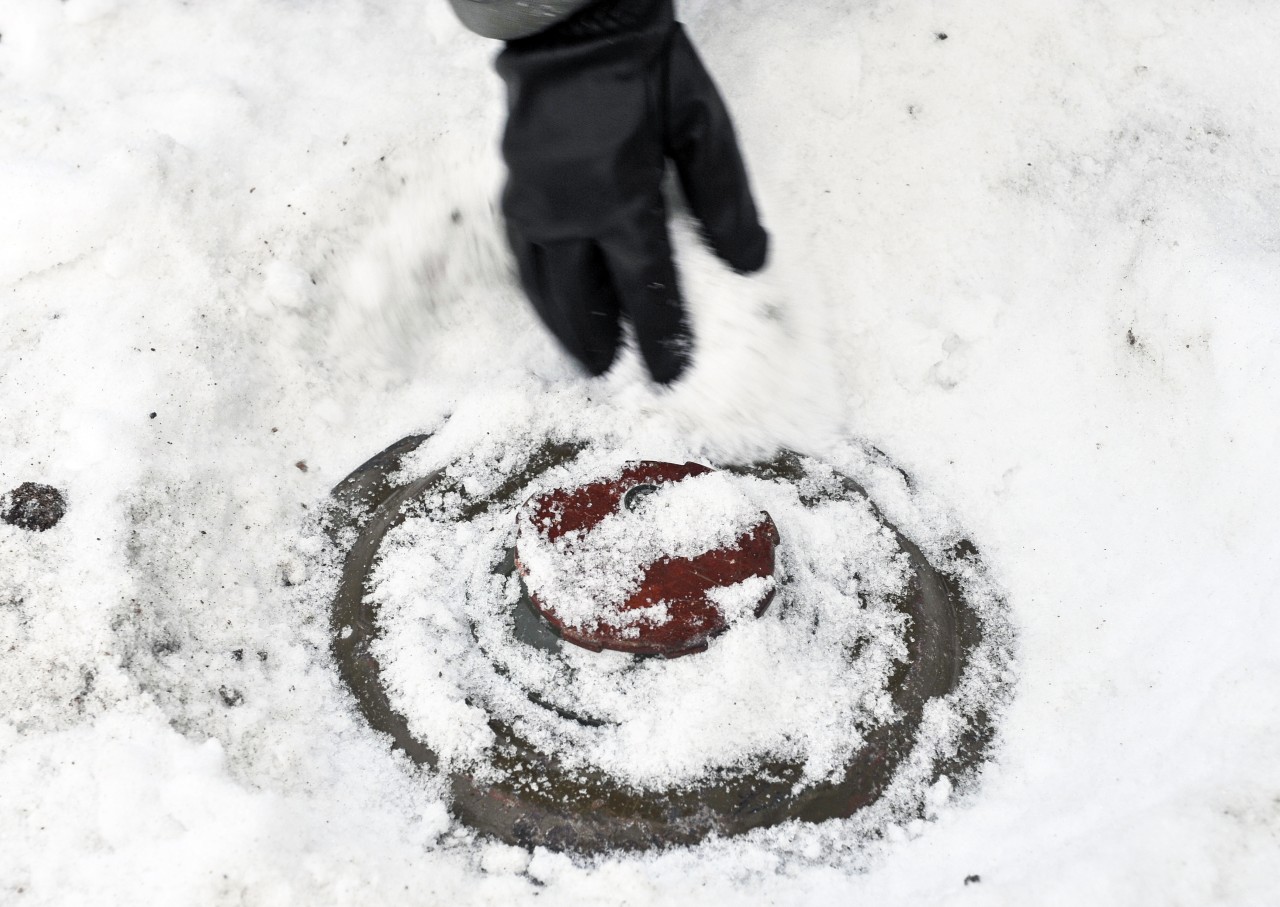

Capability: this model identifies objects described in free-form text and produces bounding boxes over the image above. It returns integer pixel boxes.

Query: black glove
[495,0,768,384]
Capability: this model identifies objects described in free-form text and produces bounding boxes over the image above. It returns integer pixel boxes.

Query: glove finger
[664,26,769,275]
[513,232,622,377]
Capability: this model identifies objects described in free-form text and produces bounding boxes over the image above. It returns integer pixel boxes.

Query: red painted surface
[526,461,713,541]
[516,462,780,658]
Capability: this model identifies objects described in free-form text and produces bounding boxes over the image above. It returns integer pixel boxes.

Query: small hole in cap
[623,484,660,512]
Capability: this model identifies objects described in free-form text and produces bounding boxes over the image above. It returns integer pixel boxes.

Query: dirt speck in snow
[2,483,68,532]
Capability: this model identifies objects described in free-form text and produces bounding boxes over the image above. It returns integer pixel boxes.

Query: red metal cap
[516,461,780,658]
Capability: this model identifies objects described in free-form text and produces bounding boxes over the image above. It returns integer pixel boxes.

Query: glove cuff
[449,0,597,40]
[507,0,669,49]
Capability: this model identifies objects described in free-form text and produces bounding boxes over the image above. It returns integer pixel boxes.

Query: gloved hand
[495,0,768,384]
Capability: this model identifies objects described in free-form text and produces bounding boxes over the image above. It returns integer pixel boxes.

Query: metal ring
[326,430,1011,853]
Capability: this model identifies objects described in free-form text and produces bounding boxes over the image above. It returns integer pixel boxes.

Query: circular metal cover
[325,430,1011,853]
[515,460,780,658]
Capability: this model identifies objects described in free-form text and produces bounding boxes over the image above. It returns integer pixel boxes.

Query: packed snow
[3,0,1280,904]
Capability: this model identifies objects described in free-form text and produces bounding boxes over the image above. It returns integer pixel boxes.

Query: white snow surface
[3,0,1279,904]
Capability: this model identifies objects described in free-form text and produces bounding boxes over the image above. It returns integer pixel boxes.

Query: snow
[3,0,1279,904]
[370,434,939,790]
[514,468,767,629]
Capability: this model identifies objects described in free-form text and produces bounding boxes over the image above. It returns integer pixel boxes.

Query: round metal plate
[516,460,780,658]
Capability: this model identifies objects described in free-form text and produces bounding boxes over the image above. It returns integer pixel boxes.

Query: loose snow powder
[369,431,916,791]
[515,469,768,630]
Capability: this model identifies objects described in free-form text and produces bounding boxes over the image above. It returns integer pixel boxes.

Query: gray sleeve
[447,0,598,40]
